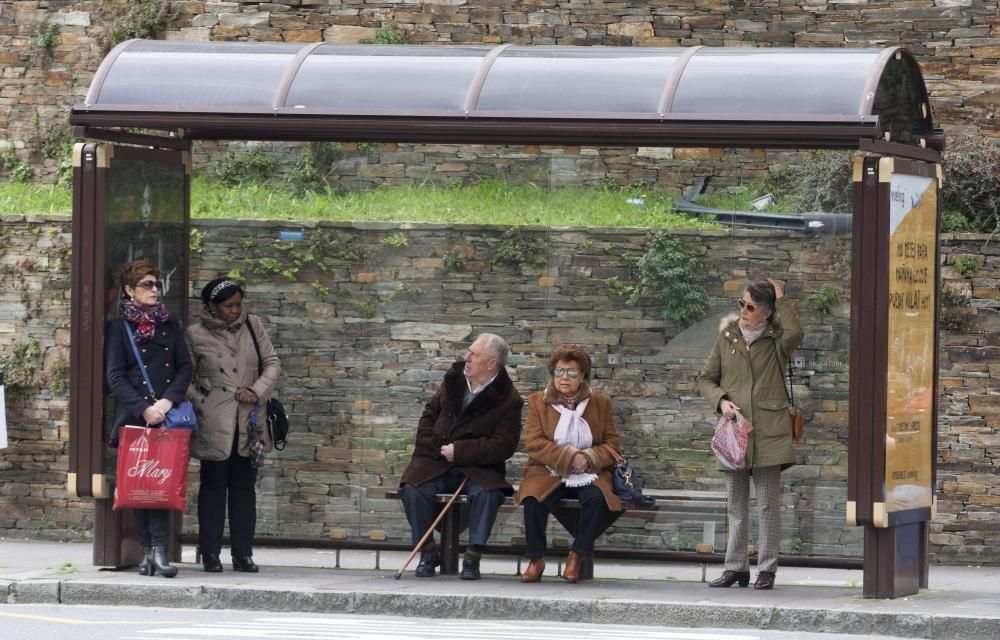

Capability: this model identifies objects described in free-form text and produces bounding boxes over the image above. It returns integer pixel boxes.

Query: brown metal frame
[69,141,192,567]
[73,112,883,149]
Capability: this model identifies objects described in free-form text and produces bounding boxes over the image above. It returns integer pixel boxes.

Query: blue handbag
[123,320,197,431]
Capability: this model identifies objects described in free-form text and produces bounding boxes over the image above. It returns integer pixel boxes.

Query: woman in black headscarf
[185,278,281,573]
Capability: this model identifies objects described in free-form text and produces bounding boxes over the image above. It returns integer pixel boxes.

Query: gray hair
[476,333,509,369]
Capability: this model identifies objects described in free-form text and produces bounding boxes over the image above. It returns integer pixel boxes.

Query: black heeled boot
[138,548,153,576]
[151,547,178,578]
[232,556,259,573]
[709,570,751,588]
[202,553,223,573]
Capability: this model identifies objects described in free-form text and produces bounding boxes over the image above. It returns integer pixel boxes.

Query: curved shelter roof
[71,40,937,150]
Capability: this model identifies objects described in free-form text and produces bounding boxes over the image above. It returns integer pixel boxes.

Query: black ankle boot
[232,555,259,573]
[415,551,438,578]
[138,549,153,576]
[202,553,223,573]
[709,570,750,588]
[151,547,178,578]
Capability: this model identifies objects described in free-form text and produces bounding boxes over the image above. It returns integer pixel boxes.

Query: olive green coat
[697,298,804,470]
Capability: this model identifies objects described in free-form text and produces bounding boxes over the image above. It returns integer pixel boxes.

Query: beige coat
[186,309,281,461]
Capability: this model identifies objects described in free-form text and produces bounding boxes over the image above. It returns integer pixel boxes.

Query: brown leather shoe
[754,570,775,590]
[521,557,545,583]
[562,550,582,583]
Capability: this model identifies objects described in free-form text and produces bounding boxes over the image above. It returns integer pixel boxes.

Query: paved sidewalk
[2,538,999,639]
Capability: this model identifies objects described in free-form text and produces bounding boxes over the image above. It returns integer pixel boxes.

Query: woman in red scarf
[105,260,193,578]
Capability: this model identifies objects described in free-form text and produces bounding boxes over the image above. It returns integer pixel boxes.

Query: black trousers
[135,508,170,550]
[399,469,504,550]
[523,483,613,558]
[198,431,258,557]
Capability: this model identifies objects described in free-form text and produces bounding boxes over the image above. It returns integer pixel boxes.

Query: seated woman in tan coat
[514,344,622,583]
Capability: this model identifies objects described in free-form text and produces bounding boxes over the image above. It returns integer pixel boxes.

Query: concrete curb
[6,578,1000,640]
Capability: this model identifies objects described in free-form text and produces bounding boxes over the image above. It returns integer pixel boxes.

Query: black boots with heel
[151,547,178,578]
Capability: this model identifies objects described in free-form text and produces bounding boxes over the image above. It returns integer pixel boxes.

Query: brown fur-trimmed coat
[400,361,523,492]
[514,385,623,513]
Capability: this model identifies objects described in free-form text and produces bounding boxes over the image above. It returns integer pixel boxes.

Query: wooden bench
[384,488,727,579]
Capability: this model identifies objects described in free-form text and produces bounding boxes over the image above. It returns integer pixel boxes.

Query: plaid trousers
[723,465,781,573]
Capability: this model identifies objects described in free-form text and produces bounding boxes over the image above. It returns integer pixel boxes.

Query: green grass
[0,181,73,216]
[695,185,801,214]
[1,177,709,228]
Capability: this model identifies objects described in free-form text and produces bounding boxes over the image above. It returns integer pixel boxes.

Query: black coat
[400,361,524,493]
[105,315,193,442]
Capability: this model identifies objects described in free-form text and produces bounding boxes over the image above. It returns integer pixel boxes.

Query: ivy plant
[622,231,708,331]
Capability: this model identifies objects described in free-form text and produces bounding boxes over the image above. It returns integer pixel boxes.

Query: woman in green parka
[697,278,803,591]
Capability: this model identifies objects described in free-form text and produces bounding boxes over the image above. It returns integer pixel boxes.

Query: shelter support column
[848,155,940,599]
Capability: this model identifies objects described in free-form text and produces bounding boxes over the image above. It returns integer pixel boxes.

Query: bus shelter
[69,41,942,598]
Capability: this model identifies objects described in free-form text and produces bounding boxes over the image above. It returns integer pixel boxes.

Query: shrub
[785,150,855,213]
[102,0,169,53]
[805,284,842,315]
[952,255,976,278]
[361,22,409,45]
[2,148,34,183]
[942,131,1000,234]
[623,231,708,331]
[216,147,277,186]
[31,20,60,51]
[285,142,340,195]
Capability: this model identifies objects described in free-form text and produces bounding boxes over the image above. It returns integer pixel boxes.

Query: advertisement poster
[884,171,936,515]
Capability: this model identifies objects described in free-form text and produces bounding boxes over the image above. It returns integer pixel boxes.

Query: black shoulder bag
[246,317,289,451]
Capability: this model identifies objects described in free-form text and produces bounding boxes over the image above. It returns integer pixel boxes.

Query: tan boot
[562,550,582,583]
[521,557,545,583]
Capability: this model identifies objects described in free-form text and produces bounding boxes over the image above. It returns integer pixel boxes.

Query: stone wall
[1,213,998,562]
[1,1,999,186]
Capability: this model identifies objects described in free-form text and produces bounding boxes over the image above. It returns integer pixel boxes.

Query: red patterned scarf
[120,298,170,343]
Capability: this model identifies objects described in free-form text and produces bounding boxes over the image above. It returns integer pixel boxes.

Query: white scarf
[547,397,598,488]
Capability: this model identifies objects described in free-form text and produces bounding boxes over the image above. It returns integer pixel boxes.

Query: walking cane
[394,476,468,580]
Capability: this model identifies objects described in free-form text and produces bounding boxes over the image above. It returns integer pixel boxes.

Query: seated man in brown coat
[399,333,524,580]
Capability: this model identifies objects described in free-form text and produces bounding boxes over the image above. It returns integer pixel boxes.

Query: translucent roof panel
[75,41,937,149]
[88,41,301,108]
[285,45,490,111]
[476,46,682,114]
[671,48,882,116]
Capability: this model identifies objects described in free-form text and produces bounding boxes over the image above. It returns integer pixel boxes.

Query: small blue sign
[278,230,305,242]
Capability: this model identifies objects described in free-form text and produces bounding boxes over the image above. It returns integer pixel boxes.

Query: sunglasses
[738,299,757,313]
[135,280,164,291]
[553,367,579,379]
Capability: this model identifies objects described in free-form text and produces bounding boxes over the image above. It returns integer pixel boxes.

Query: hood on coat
[195,305,247,333]
[717,310,784,335]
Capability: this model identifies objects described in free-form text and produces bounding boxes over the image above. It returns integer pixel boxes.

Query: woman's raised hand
[767,277,784,299]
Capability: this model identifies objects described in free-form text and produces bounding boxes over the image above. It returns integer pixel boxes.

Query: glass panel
[182,144,865,570]
[477,47,682,113]
[698,150,859,559]
[103,151,188,485]
[672,48,882,116]
[93,41,300,107]
[286,45,490,111]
